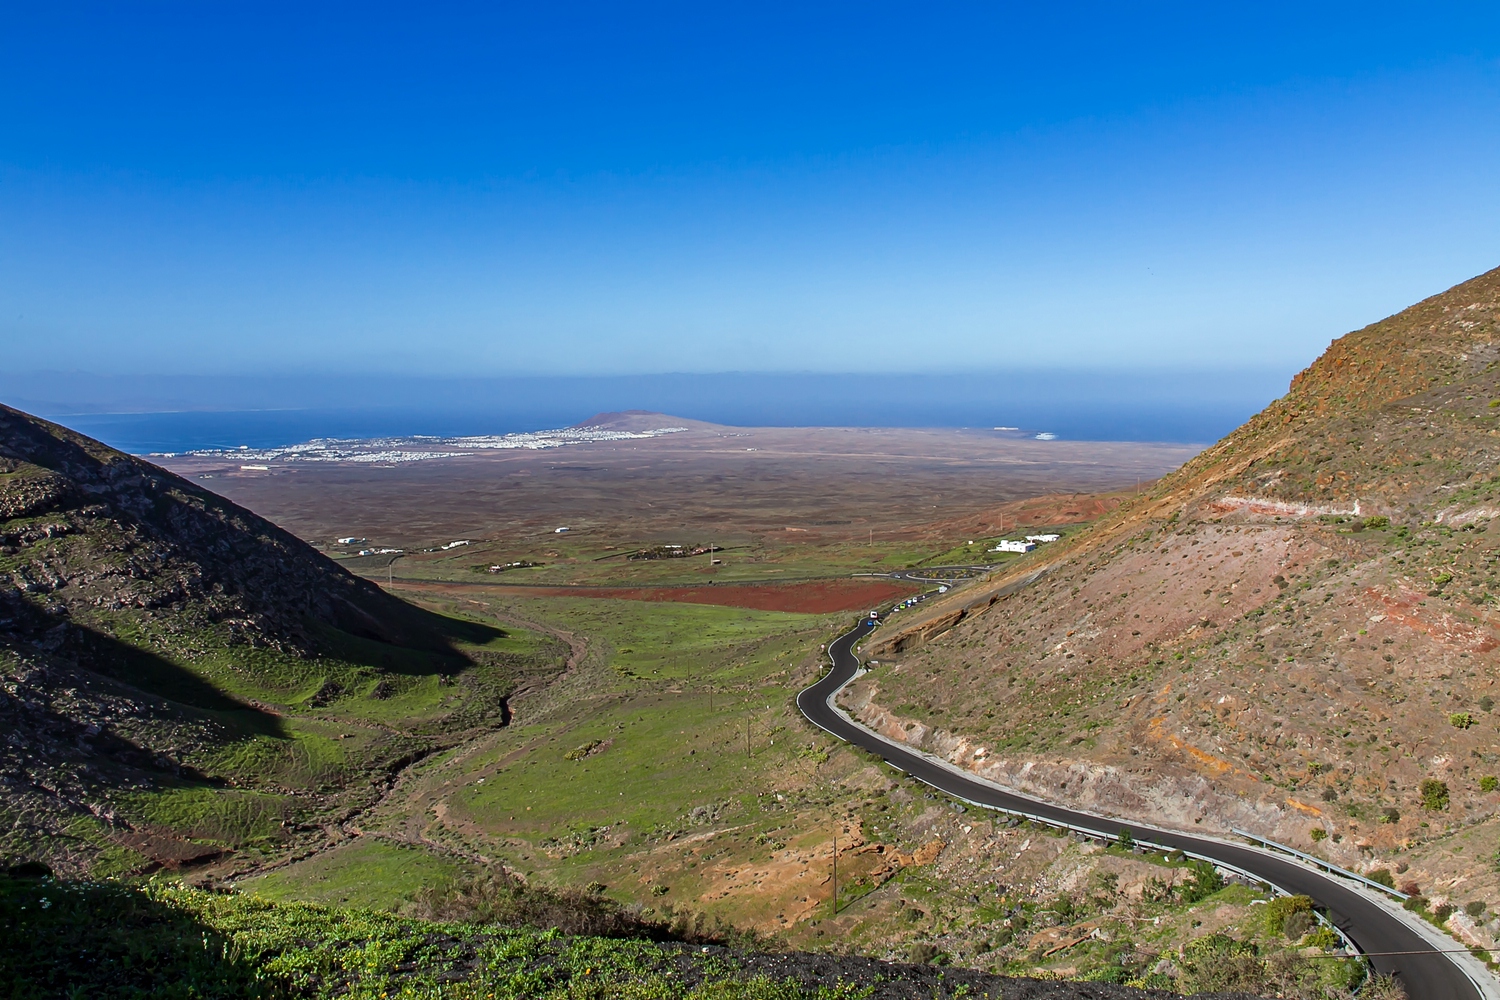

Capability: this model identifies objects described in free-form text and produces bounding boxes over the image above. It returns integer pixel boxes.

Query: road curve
[798,620,1484,1000]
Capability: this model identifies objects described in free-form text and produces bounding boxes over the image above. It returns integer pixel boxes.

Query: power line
[1355,949,1495,957]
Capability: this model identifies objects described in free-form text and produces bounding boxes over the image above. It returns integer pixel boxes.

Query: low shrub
[1177,934,1263,995]
[1282,909,1316,940]
[1177,860,1224,904]
[1263,894,1314,936]
[1305,926,1339,949]
[1420,779,1450,811]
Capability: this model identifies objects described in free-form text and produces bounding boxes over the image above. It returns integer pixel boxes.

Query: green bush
[1309,827,1327,841]
[1305,926,1338,949]
[1481,776,1498,793]
[1466,900,1486,918]
[1433,903,1455,923]
[1363,516,1390,530]
[1263,894,1314,936]
[1077,965,1129,983]
[1177,934,1264,995]
[1125,972,1176,990]
[1282,909,1316,940]
[1367,868,1396,889]
[1178,860,1225,904]
[1449,713,1474,730]
[1421,779,1450,811]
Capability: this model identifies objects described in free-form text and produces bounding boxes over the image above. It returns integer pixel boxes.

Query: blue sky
[3,3,1499,377]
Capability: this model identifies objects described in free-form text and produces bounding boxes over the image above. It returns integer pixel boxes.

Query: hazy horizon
[1,367,1291,453]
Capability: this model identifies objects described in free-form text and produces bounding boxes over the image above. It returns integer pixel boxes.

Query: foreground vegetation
[3,870,1399,1000]
[0,871,851,1000]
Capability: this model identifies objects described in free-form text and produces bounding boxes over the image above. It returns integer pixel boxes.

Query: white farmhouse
[1025,533,1061,543]
[989,539,1036,554]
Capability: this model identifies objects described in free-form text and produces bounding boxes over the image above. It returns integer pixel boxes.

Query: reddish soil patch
[398,577,921,613]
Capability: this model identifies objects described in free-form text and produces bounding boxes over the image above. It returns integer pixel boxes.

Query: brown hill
[849,266,1500,934]
[572,409,719,432]
[0,405,559,875]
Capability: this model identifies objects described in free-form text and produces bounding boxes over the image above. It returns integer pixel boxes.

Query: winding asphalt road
[798,620,1487,1000]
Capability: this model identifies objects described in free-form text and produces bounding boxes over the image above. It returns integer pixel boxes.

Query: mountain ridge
[849,265,1500,946]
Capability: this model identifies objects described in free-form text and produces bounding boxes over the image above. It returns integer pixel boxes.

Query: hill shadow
[312,605,505,679]
[0,873,272,997]
[4,597,288,741]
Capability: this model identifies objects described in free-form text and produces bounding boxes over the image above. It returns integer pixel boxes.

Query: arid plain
[159,418,1199,593]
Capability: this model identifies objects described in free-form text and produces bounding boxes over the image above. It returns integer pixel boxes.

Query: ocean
[8,370,1291,455]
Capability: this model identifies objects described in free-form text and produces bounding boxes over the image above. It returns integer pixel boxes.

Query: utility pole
[832,828,838,916]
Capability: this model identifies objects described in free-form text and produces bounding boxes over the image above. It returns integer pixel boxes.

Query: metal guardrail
[820,653,1370,961]
[870,757,1365,959]
[1232,828,1410,901]
[819,624,1498,997]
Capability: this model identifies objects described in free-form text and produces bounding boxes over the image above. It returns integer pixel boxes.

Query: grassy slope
[0,406,574,874]
[0,873,881,1000]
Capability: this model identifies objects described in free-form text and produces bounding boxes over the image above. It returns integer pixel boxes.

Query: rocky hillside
[0,406,564,875]
[849,265,1500,946]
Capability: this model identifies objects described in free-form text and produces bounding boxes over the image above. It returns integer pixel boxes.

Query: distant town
[155,424,689,464]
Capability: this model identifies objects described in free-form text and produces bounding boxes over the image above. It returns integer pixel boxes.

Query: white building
[990,539,1036,554]
[1025,533,1061,543]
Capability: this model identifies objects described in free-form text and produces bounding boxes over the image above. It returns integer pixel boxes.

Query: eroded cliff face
[846,266,1500,938]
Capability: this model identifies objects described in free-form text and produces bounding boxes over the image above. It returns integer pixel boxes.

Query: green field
[245,839,471,909]
[347,532,947,589]
[84,608,570,867]
[358,595,852,902]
